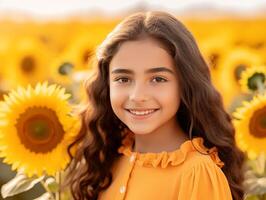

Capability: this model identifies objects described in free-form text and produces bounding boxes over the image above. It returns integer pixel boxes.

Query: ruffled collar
[118,131,224,168]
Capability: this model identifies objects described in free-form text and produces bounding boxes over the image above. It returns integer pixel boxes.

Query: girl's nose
[129,83,149,102]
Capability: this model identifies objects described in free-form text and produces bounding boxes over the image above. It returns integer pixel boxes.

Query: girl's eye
[152,76,167,83]
[113,76,167,84]
[114,77,130,83]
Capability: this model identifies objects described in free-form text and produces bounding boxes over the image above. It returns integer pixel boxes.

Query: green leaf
[45,177,59,193]
[246,152,266,176]
[244,195,259,200]
[0,171,44,198]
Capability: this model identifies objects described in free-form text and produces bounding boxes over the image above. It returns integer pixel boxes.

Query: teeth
[129,109,156,116]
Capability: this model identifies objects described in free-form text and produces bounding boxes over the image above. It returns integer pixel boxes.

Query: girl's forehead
[109,38,176,73]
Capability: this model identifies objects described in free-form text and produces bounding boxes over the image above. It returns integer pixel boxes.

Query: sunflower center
[248,73,265,91]
[234,64,247,81]
[252,42,265,49]
[0,90,5,101]
[15,106,65,153]
[260,117,266,128]
[249,106,266,138]
[21,56,36,74]
[58,62,74,75]
[209,53,219,69]
[28,119,51,142]
[82,49,92,65]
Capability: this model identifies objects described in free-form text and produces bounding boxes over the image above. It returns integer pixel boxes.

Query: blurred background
[1,0,266,199]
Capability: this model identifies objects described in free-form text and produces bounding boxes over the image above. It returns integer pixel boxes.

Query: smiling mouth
[125,109,159,116]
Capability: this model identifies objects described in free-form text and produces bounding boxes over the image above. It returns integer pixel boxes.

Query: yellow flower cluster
[0,16,266,175]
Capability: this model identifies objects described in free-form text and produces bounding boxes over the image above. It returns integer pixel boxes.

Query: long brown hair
[63,11,245,200]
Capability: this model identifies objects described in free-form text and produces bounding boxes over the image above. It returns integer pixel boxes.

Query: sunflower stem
[40,180,56,200]
[55,171,61,200]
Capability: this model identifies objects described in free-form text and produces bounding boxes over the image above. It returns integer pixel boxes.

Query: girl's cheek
[110,86,128,104]
[156,86,180,104]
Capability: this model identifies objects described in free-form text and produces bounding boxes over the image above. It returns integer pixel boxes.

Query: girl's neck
[131,121,189,153]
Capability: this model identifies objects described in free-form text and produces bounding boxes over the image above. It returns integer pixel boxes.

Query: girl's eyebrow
[111,67,175,75]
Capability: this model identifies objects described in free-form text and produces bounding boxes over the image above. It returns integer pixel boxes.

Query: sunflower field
[0,16,266,199]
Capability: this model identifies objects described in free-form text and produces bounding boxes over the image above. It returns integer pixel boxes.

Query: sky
[0,0,266,19]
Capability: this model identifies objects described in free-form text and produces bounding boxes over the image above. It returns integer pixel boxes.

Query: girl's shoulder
[180,137,225,169]
[118,133,224,169]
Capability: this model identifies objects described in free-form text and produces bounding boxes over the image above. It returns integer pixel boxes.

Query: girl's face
[109,37,181,135]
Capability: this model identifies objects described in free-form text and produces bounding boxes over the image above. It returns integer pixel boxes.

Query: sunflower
[5,37,51,88]
[199,34,234,89]
[49,30,102,86]
[49,35,98,86]
[239,66,266,94]
[37,22,75,54]
[0,82,80,177]
[64,27,109,70]
[233,94,266,159]
[0,36,12,92]
[49,53,76,86]
[233,20,266,50]
[215,47,264,108]
[199,33,233,70]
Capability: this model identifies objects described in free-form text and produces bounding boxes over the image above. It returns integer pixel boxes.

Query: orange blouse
[98,132,232,200]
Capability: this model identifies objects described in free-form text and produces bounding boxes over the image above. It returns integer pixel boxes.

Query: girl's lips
[125,109,159,120]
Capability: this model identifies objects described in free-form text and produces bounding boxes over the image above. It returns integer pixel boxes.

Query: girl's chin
[126,128,155,135]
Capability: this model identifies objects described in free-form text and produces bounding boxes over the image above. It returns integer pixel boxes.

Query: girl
[64,11,245,200]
